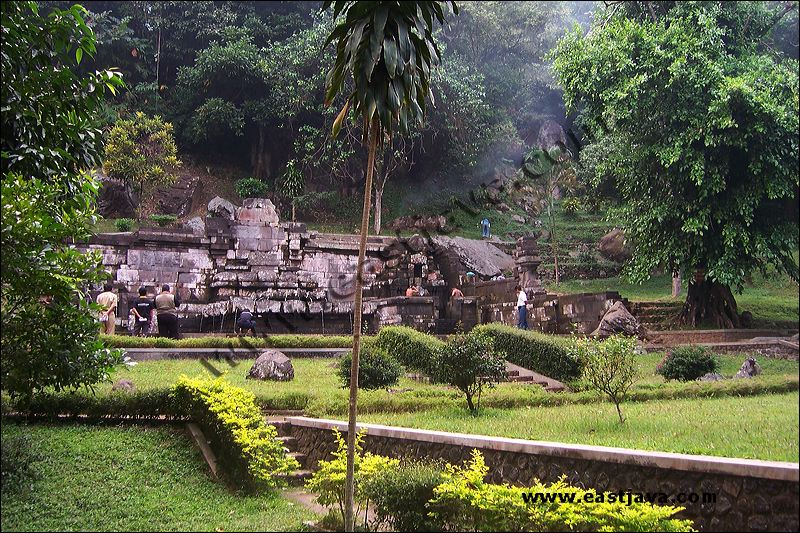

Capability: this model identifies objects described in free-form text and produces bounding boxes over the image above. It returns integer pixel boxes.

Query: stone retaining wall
[286,416,799,533]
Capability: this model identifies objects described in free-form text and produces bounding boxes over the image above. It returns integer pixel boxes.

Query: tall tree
[321,1,457,530]
[552,1,799,327]
[1,1,124,401]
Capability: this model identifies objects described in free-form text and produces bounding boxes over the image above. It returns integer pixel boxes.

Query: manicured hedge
[374,326,445,374]
[171,376,299,490]
[100,334,358,349]
[472,324,580,382]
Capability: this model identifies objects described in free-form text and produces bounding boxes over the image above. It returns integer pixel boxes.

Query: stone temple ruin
[76,197,625,334]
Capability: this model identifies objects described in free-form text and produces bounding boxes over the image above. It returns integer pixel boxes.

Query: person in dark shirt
[131,287,154,337]
[237,309,257,336]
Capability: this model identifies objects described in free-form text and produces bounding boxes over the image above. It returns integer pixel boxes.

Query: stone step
[277,469,313,487]
[276,436,297,447]
[287,451,307,468]
[267,419,292,436]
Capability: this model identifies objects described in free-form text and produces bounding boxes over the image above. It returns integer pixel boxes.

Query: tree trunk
[291,201,296,222]
[344,117,380,533]
[253,125,270,180]
[465,391,476,413]
[374,182,383,235]
[614,399,625,424]
[678,271,741,329]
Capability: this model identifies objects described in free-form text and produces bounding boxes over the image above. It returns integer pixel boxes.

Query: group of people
[96,284,181,338]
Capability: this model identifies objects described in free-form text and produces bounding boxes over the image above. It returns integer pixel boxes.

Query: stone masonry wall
[287,417,799,533]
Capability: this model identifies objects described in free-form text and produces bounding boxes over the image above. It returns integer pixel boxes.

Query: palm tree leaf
[332,98,351,138]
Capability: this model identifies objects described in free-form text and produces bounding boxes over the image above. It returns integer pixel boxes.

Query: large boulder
[536,119,568,151]
[247,350,294,381]
[184,216,206,235]
[598,228,632,263]
[431,235,516,279]
[237,198,279,226]
[155,174,199,217]
[208,196,237,220]
[591,301,648,339]
[734,356,761,379]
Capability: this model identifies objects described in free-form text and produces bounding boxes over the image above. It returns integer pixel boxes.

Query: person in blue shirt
[480,217,490,238]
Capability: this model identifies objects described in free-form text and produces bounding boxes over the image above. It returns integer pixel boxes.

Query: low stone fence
[286,416,799,533]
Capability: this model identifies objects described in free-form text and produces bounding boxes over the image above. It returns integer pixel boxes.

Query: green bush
[114,218,134,232]
[374,326,445,374]
[473,324,580,382]
[656,345,719,382]
[362,459,446,532]
[1,430,40,495]
[234,177,269,199]
[171,375,299,490]
[148,214,178,227]
[431,331,507,413]
[571,335,638,423]
[562,196,582,214]
[305,428,399,530]
[338,344,403,390]
[429,450,694,532]
[104,112,181,204]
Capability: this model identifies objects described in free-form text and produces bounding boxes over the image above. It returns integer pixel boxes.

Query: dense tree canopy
[1,1,123,400]
[552,1,799,327]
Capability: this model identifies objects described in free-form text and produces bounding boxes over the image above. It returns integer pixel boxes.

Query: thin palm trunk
[344,117,379,533]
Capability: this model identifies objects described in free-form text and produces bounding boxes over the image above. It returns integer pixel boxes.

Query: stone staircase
[267,417,313,486]
[630,301,683,329]
[505,361,567,392]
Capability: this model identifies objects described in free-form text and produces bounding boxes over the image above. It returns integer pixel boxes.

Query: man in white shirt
[516,285,528,330]
[96,283,118,335]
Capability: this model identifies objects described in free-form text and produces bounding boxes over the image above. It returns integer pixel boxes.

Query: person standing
[131,287,155,337]
[96,283,118,335]
[480,217,491,238]
[155,284,181,339]
[515,284,528,330]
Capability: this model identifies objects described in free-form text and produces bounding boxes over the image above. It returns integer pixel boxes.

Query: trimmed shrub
[171,376,299,490]
[114,218,134,232]
[374,325,445,374]
[656,345,719,382]
[473,324,580,381]
[234,177,269,199]
[148,214,177,227]
[362,459,446,532]
[305,428,399,530]
[429,450,694,532]
[338,343,403,390]
[430,331,507,413]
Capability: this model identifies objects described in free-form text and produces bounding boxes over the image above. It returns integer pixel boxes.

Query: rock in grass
[591,301,648,340]
[112,379,136,393]
[698,372,724,382]
[734,356,761,379]
[247,350,294,381]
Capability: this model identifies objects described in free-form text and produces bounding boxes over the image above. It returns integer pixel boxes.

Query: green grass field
[359,392,799,462]
[0,424,317,532]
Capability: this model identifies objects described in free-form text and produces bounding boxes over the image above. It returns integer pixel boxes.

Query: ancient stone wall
[287,417,799,533]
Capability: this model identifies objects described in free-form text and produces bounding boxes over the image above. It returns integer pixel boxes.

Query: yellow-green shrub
[374,326,445,374]
[171,375,299,490]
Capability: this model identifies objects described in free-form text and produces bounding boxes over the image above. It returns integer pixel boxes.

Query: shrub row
[309,442,693,532]
[374,326,445,374]
[100,334,357,349]
[337,343,403,390]
[473,324,581,382]
[171,376,299,490]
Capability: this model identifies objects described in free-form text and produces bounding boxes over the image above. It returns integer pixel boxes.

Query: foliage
[99,333,357,348]
[551,2,800,295]
[1,1,124,403]
[570,335,639,423]
[148,213,177,226]
[114,218,134,232]
[562,196,582,215]
[0,431,40,495]
[361,459,446,532]
[473,324,581,382]
[305,428,400,529]
[374,325,445,374]
[338,344,403,390]
[430,331,507,413]
[103,112,181,205]
[429,449,695,532]
[171,375,299,490]
[234,177,269,200]
[657,346,720,382]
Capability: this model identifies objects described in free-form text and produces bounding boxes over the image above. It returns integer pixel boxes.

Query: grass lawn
[359,392,800,462]
[0,423,317,532]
